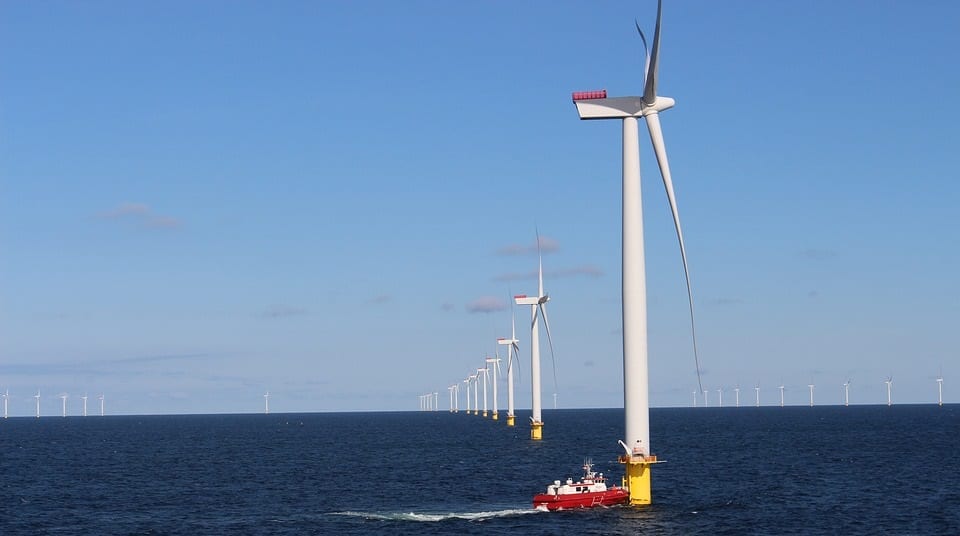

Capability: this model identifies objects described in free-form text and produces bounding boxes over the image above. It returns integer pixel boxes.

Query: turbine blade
[512,342,523,384]
[635,20,650,88]
[645,111,703,395]
[643,0,663,105]
[538,303,558,395]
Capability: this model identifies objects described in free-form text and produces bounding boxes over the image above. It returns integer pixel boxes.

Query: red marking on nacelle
[572,89,607,101]
[514,294,527,299]
[497,338,505,341]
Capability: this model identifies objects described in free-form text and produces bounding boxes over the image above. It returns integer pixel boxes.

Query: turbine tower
[463,377,471,415]
[572,0,700,505]
[754,384,760,407]
[81,394,88,417]
[59,394,68,417]
[99,394,104,416]
[433,392,438,412]
[843,380,851,407]
[486,356,501,420]
[35,389,41,418]
[497,315,521,426]
[734,386,740,408]
[478,366,489,418]
[2,389,8,418]
[717,388,723,408]
[448,385,455,412]
[808,384,815,407]
[514,233,556,440]
[471,374,479,415]
[264,392,270,414]
[692,390,697,408]
[937,371,943,406]
[702,389,708,408]
[778,384,785,407]
[885,376,893,406]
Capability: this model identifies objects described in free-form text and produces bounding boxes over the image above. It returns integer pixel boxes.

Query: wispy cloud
[98,202,181,230]
[496,236,560,256]
[259,305,309,319]
[466,296,507,314]
[368,294,391,305]
[800,248,837,261]
[493,264,603,282]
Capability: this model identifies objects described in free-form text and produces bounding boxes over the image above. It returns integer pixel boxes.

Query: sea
[1,405,957,535]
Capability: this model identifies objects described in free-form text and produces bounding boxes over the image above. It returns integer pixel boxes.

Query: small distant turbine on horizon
[264,392,270,414]
[59,394,68,417]
[470,374,479,415]
[99,394,105,416]
[885,376,893,406]
[553,392,558,410]
[936,369,943,406]
[754,384,760,407]
[497,308,522,427]
[808,383,815,407]
[702,389,708,408]
[778,384,785,407]
[486,355,501,420]
[433,392,439,412]
[692,390,697,408]
[734,385,740,408]
[843,379,851,407]
[35,389,41,418]
[81,394,88,417]
[463,377,471,415]
[2,389,8,418]
[716,388,723,408]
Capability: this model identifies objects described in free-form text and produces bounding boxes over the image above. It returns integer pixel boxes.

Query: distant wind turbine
[433,392,438,412]
[81,394,88,417]
[692,390,697,408]
[2,389,8,419]
[779,384,785,407]
[572,0,702,506]
[937,370,943,406]
[885,376,893,406]
[514,232,557,440]
[716,388,723,408]
[808,383,815,407]
[843,379,851,407]
[463,377,471,415]
[59,394,68,417]
[264,392,270,414]
[478,366,489,418]
[486,355,501,420]
[553,392,558,410]
[470,374,479,415]
[99,394,104,416]
[754,384,760,407]
[734,385,740,408]
[702,389,708,408]
[35,389,41,418]
[497,309,522,427]
[448,385,455,412]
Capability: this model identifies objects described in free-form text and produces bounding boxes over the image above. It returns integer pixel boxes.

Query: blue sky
[1,1,957,415]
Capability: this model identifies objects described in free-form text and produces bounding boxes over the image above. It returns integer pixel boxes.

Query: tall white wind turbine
[779,384,785,407]
[486,356,501,420]
[59,394,68,417]
[453,383,460,412]
[470,374,479,415]
[478,366,489,418]
[264,392,270,414]
[843,380,851,407]
[702,389,708,408]
[497,310,522,427]
[734,386,740,408]
[35,389,41,418]
[433,392,438,412]
[463,378,471,415]
[2,389,8,418]
[754,384,760,407]
[514,233,557,440]
[99,394,104,416]
[448,385,455,412]
[81,394,88,417]
[572,0,701,505]
[885,376,893,406]
[808,384,815,407]
[717,388,723,408]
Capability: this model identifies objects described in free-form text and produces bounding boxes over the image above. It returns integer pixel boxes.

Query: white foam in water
[331,508,541,522]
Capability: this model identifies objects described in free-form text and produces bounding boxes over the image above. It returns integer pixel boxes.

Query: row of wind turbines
[422,235,557,440]
[693,374,946,407]
[1,389,106,418]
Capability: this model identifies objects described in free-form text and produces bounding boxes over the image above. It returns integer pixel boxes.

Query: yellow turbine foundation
[482,411,488,418]
[492,411,498,420]
[506,415,515,426]
[620,455,656,505]
[530,421,543,440]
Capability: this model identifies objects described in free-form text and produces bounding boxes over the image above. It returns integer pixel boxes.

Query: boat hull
[532,487,629,510]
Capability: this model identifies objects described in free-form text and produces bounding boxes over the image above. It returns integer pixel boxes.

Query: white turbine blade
[538,303,558,395]
[511,342,523,384]
[635,20,650,89]
[645,111,703,395]
[643,0,663,105]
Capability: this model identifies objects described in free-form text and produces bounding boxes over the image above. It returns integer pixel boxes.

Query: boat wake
[330,508,540,523]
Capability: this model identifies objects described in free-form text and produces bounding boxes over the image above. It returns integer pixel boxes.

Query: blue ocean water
[1,406,957,534]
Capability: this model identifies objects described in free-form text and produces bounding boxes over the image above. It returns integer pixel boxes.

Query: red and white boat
[532,460,628,511]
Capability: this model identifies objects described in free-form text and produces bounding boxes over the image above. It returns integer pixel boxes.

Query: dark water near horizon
[1,406,958,534]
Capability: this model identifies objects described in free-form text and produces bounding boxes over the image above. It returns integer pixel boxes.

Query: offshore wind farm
[1,0,958,533]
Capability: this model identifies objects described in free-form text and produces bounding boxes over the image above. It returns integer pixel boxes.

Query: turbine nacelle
[572,95,675,120]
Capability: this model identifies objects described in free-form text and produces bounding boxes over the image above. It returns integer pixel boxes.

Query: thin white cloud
[98,202,181,230]
[466,296,507,314]
[496,236,560,256]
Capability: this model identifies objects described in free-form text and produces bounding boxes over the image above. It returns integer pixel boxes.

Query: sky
[1,1,958,416]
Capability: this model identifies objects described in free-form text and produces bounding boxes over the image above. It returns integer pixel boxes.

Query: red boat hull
[532,487,629,510]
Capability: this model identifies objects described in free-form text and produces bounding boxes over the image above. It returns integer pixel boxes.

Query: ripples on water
[0,406,957,534]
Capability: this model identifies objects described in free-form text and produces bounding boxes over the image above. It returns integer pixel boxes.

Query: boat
[532,460,629,510]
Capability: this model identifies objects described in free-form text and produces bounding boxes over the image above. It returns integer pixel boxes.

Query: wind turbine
[497,310,522,427]
[692,390,697,408]
[463,377,471,415]
[808,383,815,407]
[433,392,438,412]
[34,390,40,418]
[734,385,740,408]
[514,232,557,440]
[448,385,455,412]
[478,366,489,418]
[99,394,104,416]
[470,374,479,415]
[754,384,760,407]
[885,376,893,406]
[573,0,701,506]
[553,392,558,410]
[716,388,723,408]
[453,383,460,412]
[2,389,8,418]
[81,394,88,417]
[937,370,943,406]
[59,394,68,417]
[702,389,708,408]
[264,392,270,414]
[778,384,785,407]
[843,380,851,407]
[486,355,501,420]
